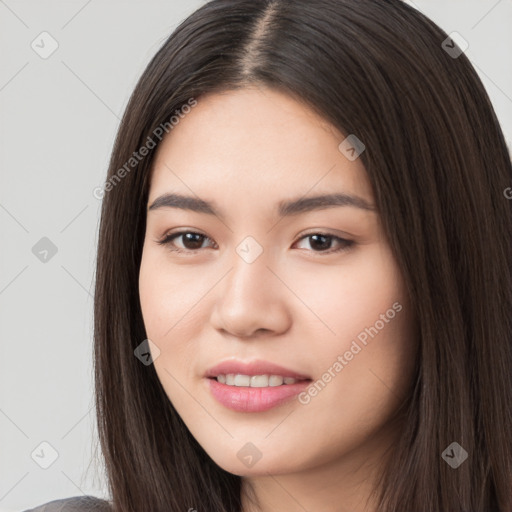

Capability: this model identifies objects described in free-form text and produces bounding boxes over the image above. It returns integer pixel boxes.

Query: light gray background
[1,1,511,511]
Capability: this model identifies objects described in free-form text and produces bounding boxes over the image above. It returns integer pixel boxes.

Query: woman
[26,0,512,510]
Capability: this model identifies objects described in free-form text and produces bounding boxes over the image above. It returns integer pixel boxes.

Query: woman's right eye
[157,231,216,254]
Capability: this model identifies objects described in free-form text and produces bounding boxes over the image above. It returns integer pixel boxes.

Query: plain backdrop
[0,1,511,511]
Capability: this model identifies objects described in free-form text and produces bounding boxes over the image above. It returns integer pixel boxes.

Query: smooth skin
[138,86,418,512]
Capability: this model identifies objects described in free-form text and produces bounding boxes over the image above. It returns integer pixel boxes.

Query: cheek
[138,252,180,369]
[138,246,215,399]
[138,248,210,339]
[138,252,199,410]
[291,243,405,339]
[292,243,416,406]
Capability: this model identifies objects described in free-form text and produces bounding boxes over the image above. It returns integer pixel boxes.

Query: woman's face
[139,86,417,481]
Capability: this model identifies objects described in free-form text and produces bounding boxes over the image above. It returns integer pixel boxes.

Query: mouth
[204,359,313,412]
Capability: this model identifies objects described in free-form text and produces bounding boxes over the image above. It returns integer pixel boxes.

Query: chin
[205,448,298,477]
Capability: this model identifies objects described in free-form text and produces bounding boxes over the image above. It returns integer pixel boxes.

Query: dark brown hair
[93,0,512,510]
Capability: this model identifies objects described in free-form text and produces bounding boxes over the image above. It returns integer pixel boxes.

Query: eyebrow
[147,192,376,218]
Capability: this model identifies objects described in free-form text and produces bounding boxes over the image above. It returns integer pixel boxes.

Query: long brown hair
[93,0,512,510]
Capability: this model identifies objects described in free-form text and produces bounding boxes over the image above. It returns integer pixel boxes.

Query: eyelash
[156,230,355,256]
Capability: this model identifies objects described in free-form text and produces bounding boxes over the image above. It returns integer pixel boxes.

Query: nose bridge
[210,232,291,337]
[226,234,274,301]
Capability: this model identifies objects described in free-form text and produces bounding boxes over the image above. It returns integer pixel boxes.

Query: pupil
[184,233,203,249]
[310,234,331,251]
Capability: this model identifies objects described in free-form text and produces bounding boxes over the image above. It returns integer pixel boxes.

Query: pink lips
[204,359,312,413]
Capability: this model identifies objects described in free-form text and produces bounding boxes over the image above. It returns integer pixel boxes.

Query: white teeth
[215,374,300,387]
[268,375,284,386]
[250,375,270,387]
[234,374,251,386]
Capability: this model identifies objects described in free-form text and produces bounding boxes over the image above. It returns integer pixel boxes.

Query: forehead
[148,87,373,206]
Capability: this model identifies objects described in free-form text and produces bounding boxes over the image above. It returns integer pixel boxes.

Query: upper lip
[205,359,312,381]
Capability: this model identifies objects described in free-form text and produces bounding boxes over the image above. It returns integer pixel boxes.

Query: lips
[204,359,312,381]
[206,378,311,412]
[204,359,313,412]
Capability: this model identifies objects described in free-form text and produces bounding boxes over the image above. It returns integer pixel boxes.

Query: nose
[209,244,292,339]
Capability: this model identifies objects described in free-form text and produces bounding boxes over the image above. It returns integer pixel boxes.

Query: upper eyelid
[159,228,349,240]
[159,230,215,245]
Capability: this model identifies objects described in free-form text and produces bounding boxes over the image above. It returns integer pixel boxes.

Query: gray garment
[22,496,112,512]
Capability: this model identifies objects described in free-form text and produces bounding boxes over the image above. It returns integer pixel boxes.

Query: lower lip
[206,377,312,412]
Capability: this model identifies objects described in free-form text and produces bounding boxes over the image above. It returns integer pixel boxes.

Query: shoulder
[22,495,112,512]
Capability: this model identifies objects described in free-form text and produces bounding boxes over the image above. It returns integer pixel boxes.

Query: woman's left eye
[294,233,354,253]
[157,231,354,255]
